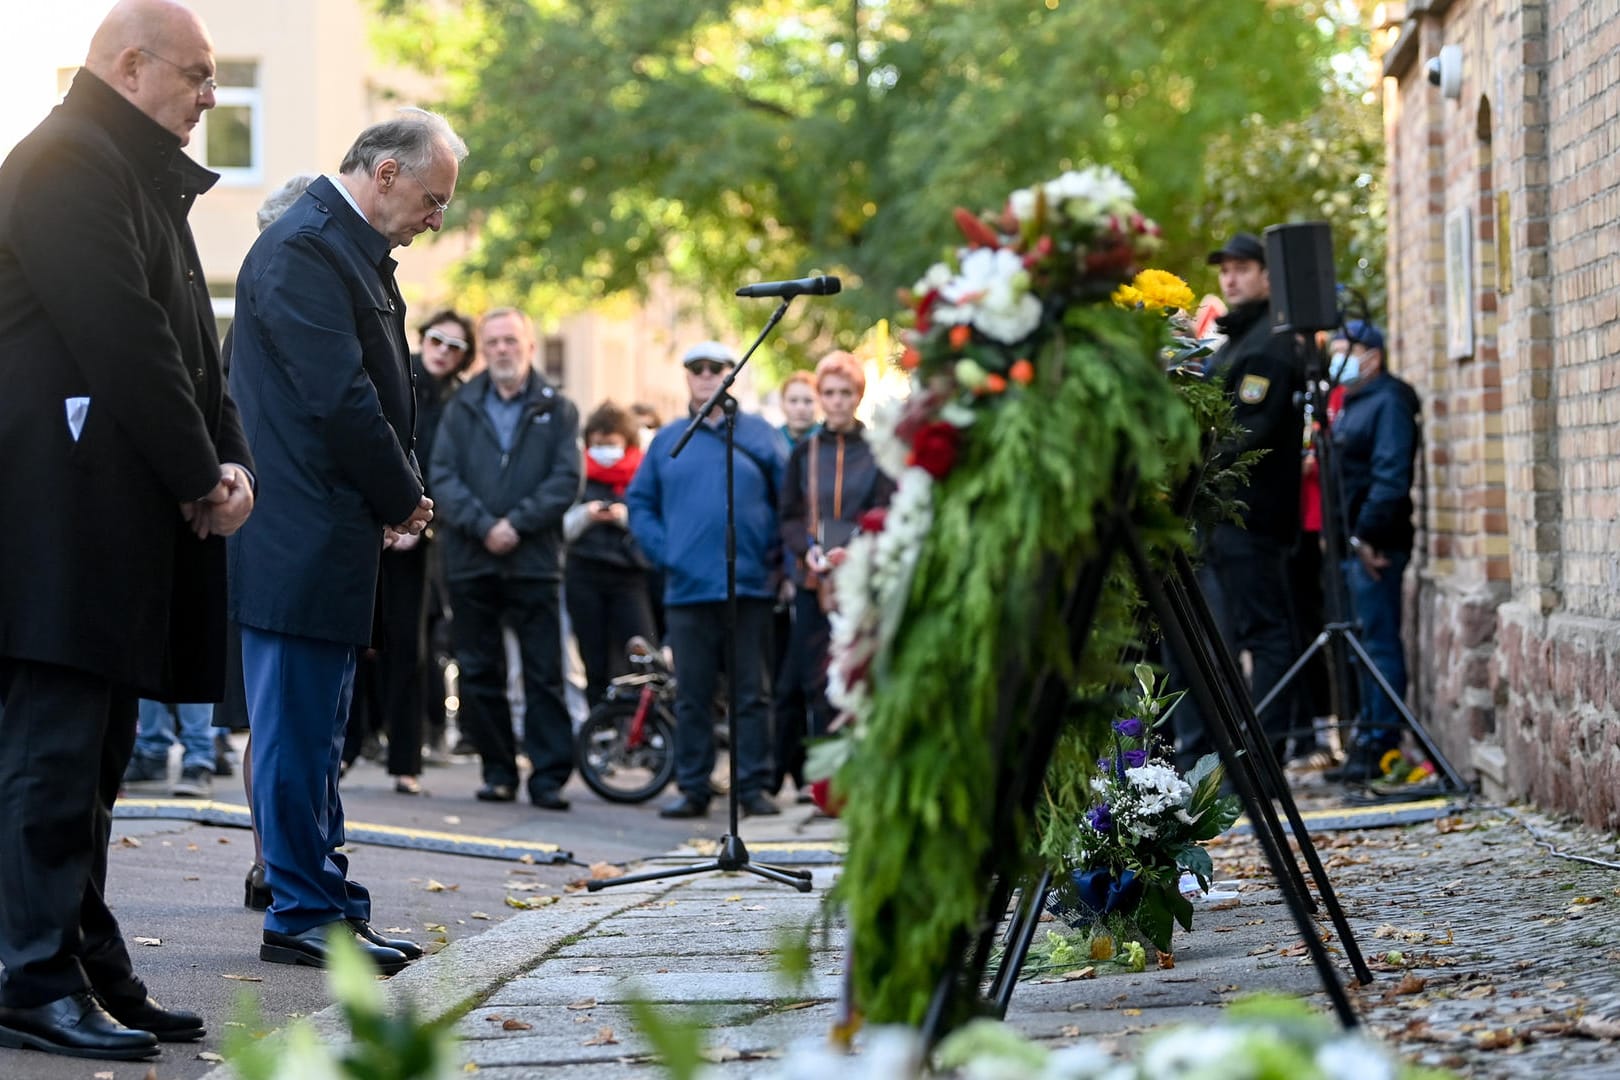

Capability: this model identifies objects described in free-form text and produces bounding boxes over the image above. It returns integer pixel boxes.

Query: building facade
[1382,0,1620,828]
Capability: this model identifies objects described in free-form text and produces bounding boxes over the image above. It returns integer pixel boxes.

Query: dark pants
[344,544,427,776]
[1344,550,1410,752]
[1170,524,1297,773]
[450,574,572,799]
[241,627,371,936]
[0,660,143,1007]
[564,557,657,708]
[1287,530,1333,738]
[775,587,832,789]
[666,599,775,801]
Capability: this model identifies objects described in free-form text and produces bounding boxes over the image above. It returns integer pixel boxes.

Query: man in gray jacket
[430,308,582,809]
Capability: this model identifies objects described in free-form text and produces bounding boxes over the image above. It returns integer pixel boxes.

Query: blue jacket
[228,177,423,646]
[627,411,787,606]
[1334,370,1420,554]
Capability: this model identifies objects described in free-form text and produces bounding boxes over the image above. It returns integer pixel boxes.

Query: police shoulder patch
[1238,374,1271,405]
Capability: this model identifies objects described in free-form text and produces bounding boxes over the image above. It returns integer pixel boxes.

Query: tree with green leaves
[373,0,1363,358]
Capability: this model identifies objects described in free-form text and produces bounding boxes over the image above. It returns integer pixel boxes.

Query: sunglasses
[424,328,468,352]
[685,360,731,376]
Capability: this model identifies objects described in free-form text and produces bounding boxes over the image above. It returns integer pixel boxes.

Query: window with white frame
[196,60,262,184]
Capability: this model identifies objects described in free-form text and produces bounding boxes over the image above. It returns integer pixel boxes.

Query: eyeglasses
[403,167,451,216]
[685,361,731,377]
[424,327,468,352]
[139,48,217,94]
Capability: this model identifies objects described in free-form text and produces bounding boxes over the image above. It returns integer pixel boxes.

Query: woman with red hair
[776,352,894,797]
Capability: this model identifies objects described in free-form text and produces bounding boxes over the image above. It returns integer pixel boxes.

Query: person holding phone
[775,352,895,798]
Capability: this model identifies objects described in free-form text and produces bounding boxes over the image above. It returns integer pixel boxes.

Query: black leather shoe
[261,924,409,975]
[0,991,159,1061]
[530,789,570,811]
[740,793,781,817]
[348,918,424,961]
[475,783,516,802]
[1325,745,1387,784]
[98,991,205,1042]
[244,862,270,911]
[658,793,710,819]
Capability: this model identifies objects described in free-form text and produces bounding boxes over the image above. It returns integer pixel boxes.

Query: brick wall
[1384,0,1620,829]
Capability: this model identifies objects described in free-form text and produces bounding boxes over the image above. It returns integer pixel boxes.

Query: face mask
[587,445,626,467]
[1329,350,1360,385]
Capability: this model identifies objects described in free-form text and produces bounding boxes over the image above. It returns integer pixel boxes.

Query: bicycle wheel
[574,698,678,804]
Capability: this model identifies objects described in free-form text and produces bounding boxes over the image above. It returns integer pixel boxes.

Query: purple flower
[1097,756,1112,770]
[1122,749,1149,768]
[1086,804,1114,832]
[1114,716,1145,738]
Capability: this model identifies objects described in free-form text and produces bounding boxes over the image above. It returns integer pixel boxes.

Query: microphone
[735,275,842,298]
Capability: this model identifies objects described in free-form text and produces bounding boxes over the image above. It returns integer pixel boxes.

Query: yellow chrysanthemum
[1379,748,1405,775]
[1132,268,1195,313]
[1111,284,1145,309]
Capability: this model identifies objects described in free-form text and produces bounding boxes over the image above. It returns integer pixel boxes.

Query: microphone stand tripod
[590,300,814,894]
[1251,335,1466,792]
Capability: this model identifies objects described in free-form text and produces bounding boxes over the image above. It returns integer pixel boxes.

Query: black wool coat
[227,176,423,647]
[0,71,251,701]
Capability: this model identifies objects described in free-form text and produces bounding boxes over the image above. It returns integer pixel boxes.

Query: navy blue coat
[626,411,786,607]
[227,177,423,647]
[1334,370,1420,554]
[0,71,250,700]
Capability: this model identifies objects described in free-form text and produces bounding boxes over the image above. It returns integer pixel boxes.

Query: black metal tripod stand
[1251,344,1466,793]
[589,303,812,895]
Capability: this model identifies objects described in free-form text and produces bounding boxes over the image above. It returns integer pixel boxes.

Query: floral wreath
[820,166,1208,1027]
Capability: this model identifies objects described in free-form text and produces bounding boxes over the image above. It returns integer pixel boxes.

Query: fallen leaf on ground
[423,879,458,892]
[589,861,624,879]
[567,998,598,1010]
[425,923,448,933]
[502,1018,533,1031]
[118,837,141,848]
[484,1014,505,1023]
[1157,952,1176,970]
[506,882,545,892]
[1575,1015,1620,1040]
[95,1072,115,1079]
[186,843,199,851]
[1060,966,1097,981]
[132,936,162,947]
[1122,1009,1143,1017]
[505,895,558,910]
[217,837,230,844]
[470,912,490,920]
[725,895,743,902]
[183,875,200,881]
[1387,972,1428,998]
[699,1046,740,1063]
[1472,1029,1520,1050]
[198,1051,224,1062]
[443,815,462,825]
[221,973,263,982]
[573,965,605,973]
[383,927,413,934]
[519,853,535,864]
[1208,899,1241,912]
[583,1025,618,1046]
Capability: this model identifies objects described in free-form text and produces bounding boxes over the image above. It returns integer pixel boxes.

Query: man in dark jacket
[1171,233,1304,772]
[627,342,789,819]
[1327,320,1421,781]
[430,308,583,810]
[0,0,250,1060]
[229,110,460,975]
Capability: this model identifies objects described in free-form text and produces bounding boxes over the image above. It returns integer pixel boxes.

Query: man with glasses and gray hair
[0,0,249,1061]
[226,109,466,976]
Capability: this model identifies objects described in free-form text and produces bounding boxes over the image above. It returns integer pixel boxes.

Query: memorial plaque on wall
[1445,206,1475,360]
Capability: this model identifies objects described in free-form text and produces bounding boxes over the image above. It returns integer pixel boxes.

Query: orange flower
[983,373,1007,394]
[1009,359,1034,385]
[900,347,921,371]
[948,324,972,349]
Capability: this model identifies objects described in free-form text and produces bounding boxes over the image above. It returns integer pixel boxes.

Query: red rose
[858,507,888,534]
[907,421,960,479]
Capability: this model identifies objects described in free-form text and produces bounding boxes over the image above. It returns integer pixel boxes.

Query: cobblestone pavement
[197,799,1620,1078]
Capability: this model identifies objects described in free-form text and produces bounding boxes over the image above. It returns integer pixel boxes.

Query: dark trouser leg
[771,597,808,791]
[509,578,572,798]
[730,599,776,800]
[566,561,614,709]
[666,604,723,801]
[1344,550,1409,751]
[449,576,518,788]
[794,589,835,738]
[421,545,450,745]
[380,545,427,777]
[242,627,361,936]
[1215,525,1298,761]
[0,660,135,1007]
[1288,529,1331,745]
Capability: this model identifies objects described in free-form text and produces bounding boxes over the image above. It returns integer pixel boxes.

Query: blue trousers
[1344,550,1410,751]
[241,626,370,935]
[134,699,225,773]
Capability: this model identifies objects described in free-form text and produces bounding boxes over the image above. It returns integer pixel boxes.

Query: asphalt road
[0,738,732,1080]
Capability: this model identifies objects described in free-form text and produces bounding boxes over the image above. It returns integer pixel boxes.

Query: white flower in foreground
[1139,1025,1245,1079]
[1044,165,1137,223]
[1040,1040,1119,1079]
[934,247,1044,344]
[1008,186,1038,222]
[1316,1035,1397,1080]
[913,261,955,296]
